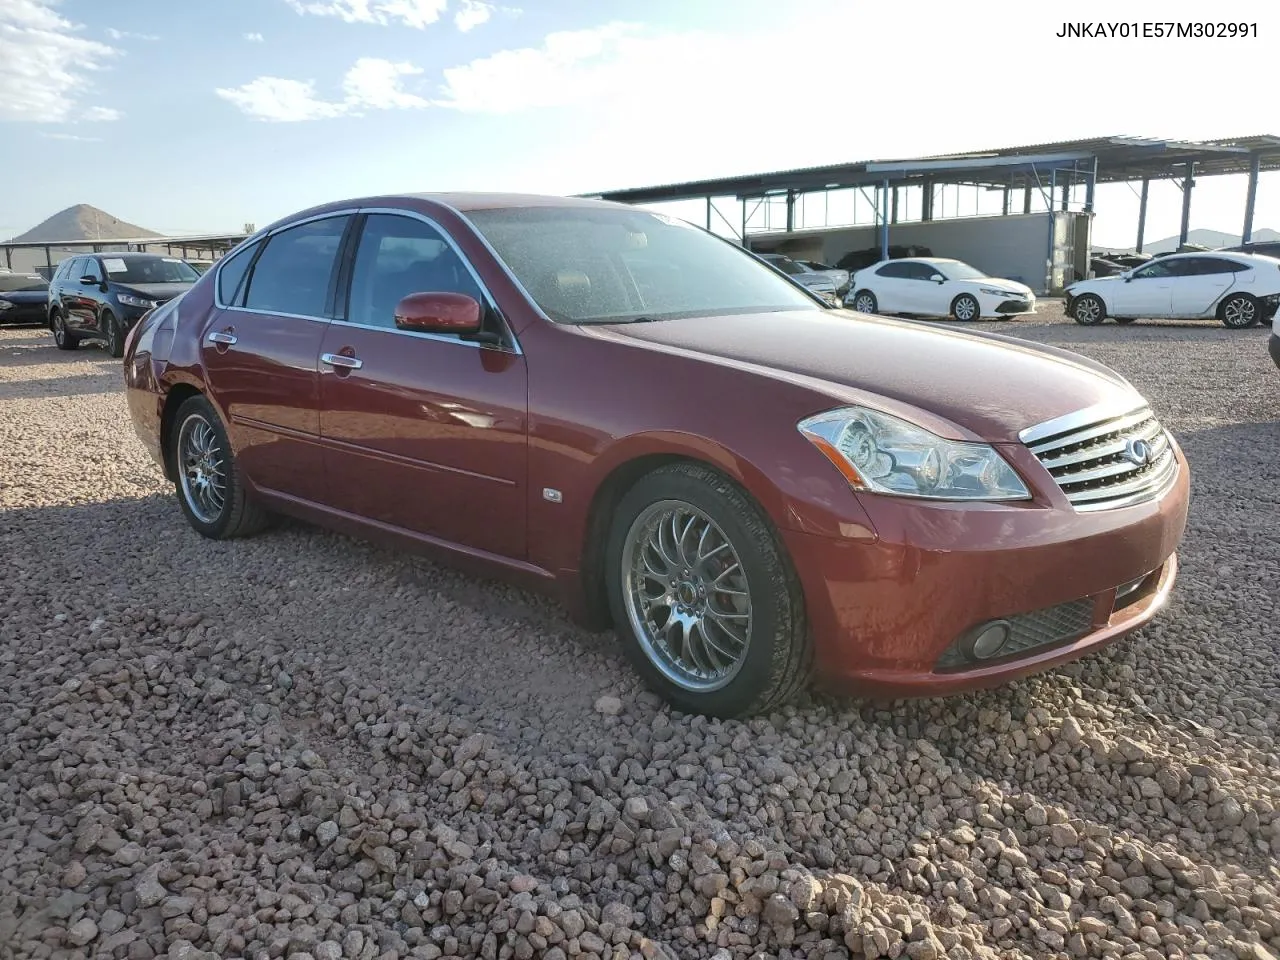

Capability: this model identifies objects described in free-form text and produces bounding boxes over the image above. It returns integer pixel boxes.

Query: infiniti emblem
[1122,437,1152,467]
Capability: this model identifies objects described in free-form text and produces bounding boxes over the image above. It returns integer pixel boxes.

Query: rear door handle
[208,331,237,345]
[321,353,363,370]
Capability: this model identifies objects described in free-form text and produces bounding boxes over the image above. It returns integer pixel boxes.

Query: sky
[1,0,1277,249]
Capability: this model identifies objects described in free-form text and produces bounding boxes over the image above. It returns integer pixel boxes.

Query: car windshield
[464,206,822,323]
[102,256,200,285]
[0,274,48,292]
[939,261,987,280]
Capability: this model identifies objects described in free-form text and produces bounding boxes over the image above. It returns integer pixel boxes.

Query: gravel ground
[1,304,1278,960]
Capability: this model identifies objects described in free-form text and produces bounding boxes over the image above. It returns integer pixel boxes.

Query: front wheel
[1219,293,1259,329]
[102,311,125,358]
[168,396,271,540]
[51,311,79,351]
[605,463,811,718]
[1071,293,1107,325]
[850,290,878,314]
[951,294,980,322]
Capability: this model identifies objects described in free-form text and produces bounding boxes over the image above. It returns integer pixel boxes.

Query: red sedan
[123,194,1190,717]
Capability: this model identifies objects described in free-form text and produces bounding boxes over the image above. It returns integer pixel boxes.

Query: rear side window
[216,240,262,307]
[243,216,351,317]
[876,261,913,279]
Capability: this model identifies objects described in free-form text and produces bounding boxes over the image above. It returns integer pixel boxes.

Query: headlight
[118,294,157,309]
[797,406,1031,501]
[0,300,11,311]
[979,287,1014,297]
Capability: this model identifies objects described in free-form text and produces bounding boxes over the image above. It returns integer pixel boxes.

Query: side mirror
[394,291,482,335]
[1122,271,1133,282]
[80,275,99,285]
[930,274,946,284]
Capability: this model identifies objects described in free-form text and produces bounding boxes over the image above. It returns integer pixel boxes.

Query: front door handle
[208,331,237,345]
[321,352,363,370]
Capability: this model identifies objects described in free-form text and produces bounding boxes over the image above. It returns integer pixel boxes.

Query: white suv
[1065,251,1280,329]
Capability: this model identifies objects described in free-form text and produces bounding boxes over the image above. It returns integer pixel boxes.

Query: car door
[1111,259,1176,317]
[200,214,352,504]
[871,261,913,312]
[65,257,101,331]
[1171,256,1242,318]
[903,261,948,315]
[317,210,529,560]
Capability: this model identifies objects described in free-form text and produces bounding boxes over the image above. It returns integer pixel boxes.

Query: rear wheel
[1219,293,1259,329]
[851,290,878,314]
[951,294,980,322]
[51,311,79,350]
[606,462,810,718]
[1071,293,1106,325]
[169,395,271,540]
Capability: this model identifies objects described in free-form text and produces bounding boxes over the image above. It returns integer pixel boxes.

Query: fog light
[968,621,1011,660]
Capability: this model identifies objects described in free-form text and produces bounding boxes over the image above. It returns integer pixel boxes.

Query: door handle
[208,331,237,345]
[321,352,363,370]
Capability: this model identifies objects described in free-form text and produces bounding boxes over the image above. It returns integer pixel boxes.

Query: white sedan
[847,257,1036,321]
[1065,250,1280,329]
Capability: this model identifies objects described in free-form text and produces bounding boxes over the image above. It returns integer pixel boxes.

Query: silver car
[757,253,840,303]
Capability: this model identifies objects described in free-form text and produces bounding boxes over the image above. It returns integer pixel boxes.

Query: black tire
[168,395,271,540]
[1219,293,1260,329]
[1071,293,1107,325]
[605,462,811,718]
[51,310,79,350]
[850,290,878,314]
[102,311,125,358]
[1115,317,1137,325]
[951,294,981,322]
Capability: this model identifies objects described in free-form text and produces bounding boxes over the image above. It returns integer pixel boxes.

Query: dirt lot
[1,303,1278,960]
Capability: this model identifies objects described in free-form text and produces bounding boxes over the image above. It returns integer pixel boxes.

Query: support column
[1060,184,1070,212]
[1243,153,1261,243]
[785,190,795,232]
[45,246,52,273]
[1136,178,1149,252]
[921,180,933,222]
[1178,162,1195,247]
[705,196,712,230]
[3,249,11,270]
[890,187,899,224]
[740,199,748,249]
[880,179,890,259]
[1084,158,1098,213]
[1023,185,1032,214]
[1002,186,1010,216]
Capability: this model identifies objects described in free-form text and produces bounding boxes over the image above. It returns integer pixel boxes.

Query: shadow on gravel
[0,373,124,401]
[0,345,116,369]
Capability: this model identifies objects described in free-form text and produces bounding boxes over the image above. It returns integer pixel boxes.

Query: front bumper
[782,447,1190,697]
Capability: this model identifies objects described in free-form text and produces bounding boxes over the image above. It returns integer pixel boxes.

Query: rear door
[1170,256,1245,318]
[317,210,529,560]
[200,214,352,504]
[870,261,914,312]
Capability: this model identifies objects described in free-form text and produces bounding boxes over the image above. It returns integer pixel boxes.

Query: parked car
[187,260,216,275]
[124,193,1188,717]
[756,253,839,302]
[1089,257,1126,279]
[835,244,933,274]
[1271,310,1280,370]
[1064,251,1280,328]
[0,271,50,325]
[847,257,1036,321]
[1096,252,1152,270]
[1219,240,1280,261]
[47,251,200,356]
[796,260,851,296]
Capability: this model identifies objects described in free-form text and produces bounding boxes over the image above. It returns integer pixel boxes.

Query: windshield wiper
[574,315,666,325]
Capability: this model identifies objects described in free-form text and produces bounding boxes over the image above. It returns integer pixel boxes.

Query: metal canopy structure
[583,134,1280,256]
[0,232,248,273]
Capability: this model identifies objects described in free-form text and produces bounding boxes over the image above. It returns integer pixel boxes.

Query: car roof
[408,192,631,212]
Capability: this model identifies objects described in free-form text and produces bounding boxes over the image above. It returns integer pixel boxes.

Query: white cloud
[0,0,120,122]
[284,0,447,29]
[82,106,121,121]
[436,22,638,113]
[41,131,102,142]
[105,27,160,41]
[453,0,492,32]
[217,58,429,121]
[244,31,265,42]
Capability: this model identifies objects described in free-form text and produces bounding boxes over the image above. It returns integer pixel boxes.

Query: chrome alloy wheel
[1222,296,1256,328]
[177,414,226,524]
[953,295,978,321]
[621,500,752,692]
[853,293,876,313]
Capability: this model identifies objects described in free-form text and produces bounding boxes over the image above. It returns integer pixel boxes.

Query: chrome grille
[1020,404,1178,511]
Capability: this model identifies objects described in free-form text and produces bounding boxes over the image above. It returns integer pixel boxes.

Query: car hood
[581,310,1143,443]
[115,282,195,301]
[956,277,1033,295]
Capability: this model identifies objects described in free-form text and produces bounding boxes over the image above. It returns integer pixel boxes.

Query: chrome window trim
[209,205,523,355]
[437,202,553,325]
[1017,398,1149,447]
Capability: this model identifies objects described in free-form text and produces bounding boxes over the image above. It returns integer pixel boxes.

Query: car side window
[876,262,911,279]
[1197,257,1249,274]
[82,258,103,283]
[905,262,939,281]
[58,258,80,281]
[1132,260,1176,279]
[243,216,351,317]
[344,213,485,331]
[217,240,262,307]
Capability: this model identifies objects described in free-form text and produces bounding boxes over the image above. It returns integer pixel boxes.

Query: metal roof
[584,135,1280,204]
[0,232,249,253]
